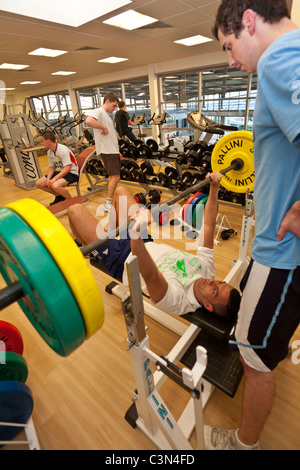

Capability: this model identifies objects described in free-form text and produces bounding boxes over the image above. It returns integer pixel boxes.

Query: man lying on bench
[67,172,241,321]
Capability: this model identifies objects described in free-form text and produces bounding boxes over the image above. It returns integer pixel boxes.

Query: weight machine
[0,114,42,190]
[102,193,255,450]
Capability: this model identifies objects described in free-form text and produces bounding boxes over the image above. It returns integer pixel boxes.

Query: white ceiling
[0,0,294,95]
[0,0,224,93]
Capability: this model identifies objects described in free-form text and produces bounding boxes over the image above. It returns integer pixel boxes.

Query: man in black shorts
[207,0,300,450]
[86,93,122,213]
[35,131,79,205]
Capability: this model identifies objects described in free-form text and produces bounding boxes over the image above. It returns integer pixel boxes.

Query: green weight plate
[0,352,28,383]
[0,207,85,357]
[186,193,207,226]
[192,196,208,230]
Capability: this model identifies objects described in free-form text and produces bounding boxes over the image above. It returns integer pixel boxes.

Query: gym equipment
[103,193,255,450]
[132,161,154,183]
[0,206,87,356]
[182,193,208,228]
[0,321,24,355]
[187,112,238,141]
[7,199,105,338]
[0,352,28,383]
[47,196,89,217]
[120,160,140,181]
[0,114,43,190]
[134,189,161,206]
[0,133,253,360]
[134,190,172,226]
[211,131,254,194]
[82,156,249,257]
[0,381,34,445]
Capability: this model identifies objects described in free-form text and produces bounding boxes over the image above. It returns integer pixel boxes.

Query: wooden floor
[0,153,299,451]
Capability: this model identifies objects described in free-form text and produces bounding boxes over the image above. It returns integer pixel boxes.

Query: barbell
[0,131,254,357]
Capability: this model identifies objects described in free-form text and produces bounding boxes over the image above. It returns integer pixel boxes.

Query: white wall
[292,0,300,26]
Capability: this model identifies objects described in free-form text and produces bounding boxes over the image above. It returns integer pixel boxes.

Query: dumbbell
[157,166,179,188]
[120,160,140,181]
[175,171,195,191]
[200,151,212,172]
[135,189,161,205]
[132,161,154,183]
[187,172,206,188]
[229,192,245,205]
[119,139,130,158]
[86,159,105,176]
[128,139,154,160]
[134,190,170,226]
[185,141,209,167]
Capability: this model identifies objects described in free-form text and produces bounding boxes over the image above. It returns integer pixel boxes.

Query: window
[160,66,256,146]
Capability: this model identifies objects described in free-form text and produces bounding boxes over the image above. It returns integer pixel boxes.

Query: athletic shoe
[204,426,261,450]
[49,195,66,206]
[102,202,112,213]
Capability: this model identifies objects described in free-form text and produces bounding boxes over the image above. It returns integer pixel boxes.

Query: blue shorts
[91,234,153,281]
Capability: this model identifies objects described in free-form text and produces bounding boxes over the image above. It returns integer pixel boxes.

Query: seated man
[67,172,241,320]
[35,131,79,205]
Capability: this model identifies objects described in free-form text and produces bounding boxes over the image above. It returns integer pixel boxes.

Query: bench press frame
[104,195,255,449]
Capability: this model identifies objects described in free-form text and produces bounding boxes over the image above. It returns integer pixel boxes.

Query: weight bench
[90,255,243,399]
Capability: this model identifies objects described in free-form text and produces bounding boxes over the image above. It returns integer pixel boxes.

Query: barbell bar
[0,131,254,357]
[80,158,244,256]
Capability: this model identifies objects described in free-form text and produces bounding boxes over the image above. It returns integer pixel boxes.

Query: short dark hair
[119,101,126,108]
[213,0,290,39]
[40,130,56,143]
[103,92,119,104]
[214,287,241,322]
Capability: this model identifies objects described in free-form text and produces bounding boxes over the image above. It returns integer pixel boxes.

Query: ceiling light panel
[29,48,67,57]
[103,10,158,30]
[0,0,133,27]
[175,35,213,46]
[0,63,29,70]
[20,81,41,85]
[98,57,128,63]
[51,71,76,75]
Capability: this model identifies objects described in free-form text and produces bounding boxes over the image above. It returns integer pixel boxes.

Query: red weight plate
[0,321,24,355]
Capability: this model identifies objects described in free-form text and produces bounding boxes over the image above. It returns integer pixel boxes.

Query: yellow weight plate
[211,131,255,194]
[7,199,104,338]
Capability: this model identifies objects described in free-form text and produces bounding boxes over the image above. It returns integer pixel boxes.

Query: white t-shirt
[47,143,78,176]
[89,107,119,155]
[122,243,216,316]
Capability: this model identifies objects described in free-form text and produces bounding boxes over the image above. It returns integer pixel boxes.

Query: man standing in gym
[208,0,300,450]
[86,93,122,213]
[115,101,137,142]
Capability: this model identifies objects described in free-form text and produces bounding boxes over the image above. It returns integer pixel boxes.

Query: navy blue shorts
[92,234,153,281]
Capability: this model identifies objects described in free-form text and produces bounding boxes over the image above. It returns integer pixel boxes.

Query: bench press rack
[100,195,255,449]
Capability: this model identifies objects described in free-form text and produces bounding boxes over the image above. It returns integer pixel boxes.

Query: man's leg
[52,179,72,200]
[107,186,139,232]
[68,186,139,245]
[107,175,121,199]
[35,176,56,196]
[237,358,276,446]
